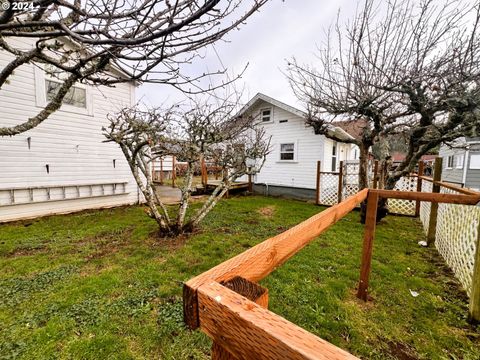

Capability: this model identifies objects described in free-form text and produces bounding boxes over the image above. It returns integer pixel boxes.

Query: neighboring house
[391,152,437,175]
[0,38,139,222]
[439,137,480,191]
[237,93,360,200]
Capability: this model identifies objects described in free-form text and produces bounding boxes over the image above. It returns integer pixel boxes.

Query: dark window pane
[331,157,337,171]
[281,152,294,160]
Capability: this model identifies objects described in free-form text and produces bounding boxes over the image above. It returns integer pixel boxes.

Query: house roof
[237,93,355,142]
[236,92,306,119]
[332,119,369,140]
[391,152,437,162]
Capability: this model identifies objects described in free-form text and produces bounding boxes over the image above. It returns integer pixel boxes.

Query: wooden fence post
[172,156,176,188]
[373,160,379,189]
[315,161,321,205]
[160,158,164,185]
[415,161,424,217]
[338,160,344,204]
[427,158,443,246]
[211,277,269,359]
[357,190,379,301]
[469,221,480,324]
[201,155,208,190]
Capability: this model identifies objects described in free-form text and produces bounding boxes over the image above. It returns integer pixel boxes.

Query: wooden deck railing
[183,187,480,359]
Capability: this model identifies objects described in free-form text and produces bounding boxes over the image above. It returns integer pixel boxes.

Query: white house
[238,93,360,200]
[0,38,139,222]
[439,137,480,191]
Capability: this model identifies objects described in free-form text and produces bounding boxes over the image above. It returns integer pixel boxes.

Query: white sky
[137,0,354,110]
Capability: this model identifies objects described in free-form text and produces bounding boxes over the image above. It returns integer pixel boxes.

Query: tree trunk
[176,162,194,229]
[358,144,370,190]
[359,144,370,224]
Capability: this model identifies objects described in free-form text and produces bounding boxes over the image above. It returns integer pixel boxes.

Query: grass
[0,195,478,359]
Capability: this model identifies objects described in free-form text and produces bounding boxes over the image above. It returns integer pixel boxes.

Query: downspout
[462,148,469,187]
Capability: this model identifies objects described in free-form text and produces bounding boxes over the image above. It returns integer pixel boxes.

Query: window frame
[278,142,296,162]
[455,154,464,169]
[446,155,454,169]
[260,107,273,123]
[469,153,480,169]
[34,66,93,116]
[331,141,337,172]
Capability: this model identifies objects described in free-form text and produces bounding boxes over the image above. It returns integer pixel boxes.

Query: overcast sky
[137,0,354,110]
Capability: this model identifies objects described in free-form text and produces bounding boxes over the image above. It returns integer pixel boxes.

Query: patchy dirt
[346,288,376,309]
[386,341,419,360]
[422,250,470,303]
[79,227,133,260]
[257,205,276,218]
[147,227,203,251]
[7,244,47,258]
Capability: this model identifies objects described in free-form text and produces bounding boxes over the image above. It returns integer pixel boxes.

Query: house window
[331,141,337,171]
[261,108,272,122]
[45,80,87,108]
[447,155,454,168]
[470,154,480,169]
[280,143,295,160]
[455,154,464,169]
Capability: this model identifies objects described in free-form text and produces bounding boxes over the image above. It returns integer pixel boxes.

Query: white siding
[247,100,325,189]
[0,38,139,222]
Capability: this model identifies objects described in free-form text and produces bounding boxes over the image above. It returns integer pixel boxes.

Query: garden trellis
[183,168,480,358]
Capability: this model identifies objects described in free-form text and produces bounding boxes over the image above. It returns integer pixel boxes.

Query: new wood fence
[183,186,480,359]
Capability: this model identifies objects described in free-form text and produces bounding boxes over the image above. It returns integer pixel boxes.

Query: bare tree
[287,0,480,194]
[0,0,268,137]
[103,97,270,236]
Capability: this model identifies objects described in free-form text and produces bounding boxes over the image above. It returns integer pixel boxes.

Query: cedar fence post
[160,158,164,185]
[211,276,268,359]
[201,155,208,190]
[315,161,321,205]
[172,156,176,188]
[415,161,424,217]
[338,160,344,204]
[357,190,379,301]
[427,158,443,246]
[468,220,480,324]
[152,158,156,182]
[373,160,379,189]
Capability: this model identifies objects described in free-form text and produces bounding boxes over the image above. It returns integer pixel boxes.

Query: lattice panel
[419,180,432,233]
[343,163,360,200]
[388,176,418,216]
[435,187,480,296]
[319,173,339,206]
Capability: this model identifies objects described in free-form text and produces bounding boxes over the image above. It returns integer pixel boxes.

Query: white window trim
[277,141,298,163]
[446,155,454,169]
[455,154,464,169]
[34,66,94,116]
[260,107,273,124]
[469,153,480,169]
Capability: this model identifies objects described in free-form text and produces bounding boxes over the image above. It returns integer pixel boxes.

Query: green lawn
[0,196,478,359]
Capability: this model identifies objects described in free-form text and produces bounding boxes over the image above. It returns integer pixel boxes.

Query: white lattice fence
[388,176,418,216]
[419,180,432,234]
[343,162,360,199]
[434,187,480,296]
[319,173,339,206]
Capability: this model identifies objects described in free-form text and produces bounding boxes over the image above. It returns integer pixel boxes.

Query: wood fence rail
[184,184,480,359]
